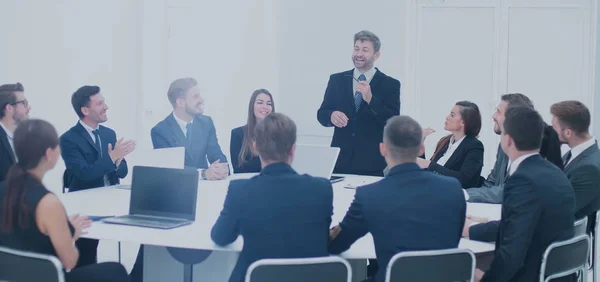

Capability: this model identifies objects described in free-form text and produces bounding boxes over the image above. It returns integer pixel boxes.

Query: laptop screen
[129,166,199,220]
[291,145,340,179]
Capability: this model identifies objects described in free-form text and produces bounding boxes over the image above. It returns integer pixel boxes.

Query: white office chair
[575,217,588,236]
[540,234,590,282]
[385,248,475,282]
[0,246,65,282]
[245,256,352,282]
[594,211,600,282]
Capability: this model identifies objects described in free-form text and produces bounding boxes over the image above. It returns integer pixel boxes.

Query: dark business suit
[564,142,600,232]
[211,163,333,282]
[426,135,484,188]
[60,122,128,268]
[470,155,575,282]
[317,68,400,176]
[151,113,227,169]
[230,125,261,173]
[0,126,15,182]
[467,125,564,204]
[329,163,466,282]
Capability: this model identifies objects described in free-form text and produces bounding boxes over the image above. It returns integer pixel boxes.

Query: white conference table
[59,173,499,282]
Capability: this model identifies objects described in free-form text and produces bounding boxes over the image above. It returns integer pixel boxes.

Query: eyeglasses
[11,99,28,107]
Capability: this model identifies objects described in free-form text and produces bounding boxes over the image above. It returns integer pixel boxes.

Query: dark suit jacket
[564,142,600,232]
[60,122,128,192]
[329,163,466,282]
[0,126,16,183]
[211,163,333,282]
[317,68,400,176]
[426,135,484,188]
[541,124,564,170]
[230,125,261,173]
[151,114,227,169]
[470,155,575,282]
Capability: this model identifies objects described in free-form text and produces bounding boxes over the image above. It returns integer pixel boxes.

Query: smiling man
[317,30,401,178]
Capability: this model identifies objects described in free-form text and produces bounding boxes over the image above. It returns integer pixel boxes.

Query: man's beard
[13,112,26,125]
[185,104,202,117]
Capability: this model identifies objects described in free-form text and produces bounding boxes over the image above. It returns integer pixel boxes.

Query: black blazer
[60,122,128,192]
[541,123,564,170]
[426,135,484,188]
[564,143,600,232]
[470,155,575,282]
[329,163,466,282]
[211,163,333,282]
[151,114,227,169]
[0,126,16,182]
[230,126,261,173]
[317,68,400,176]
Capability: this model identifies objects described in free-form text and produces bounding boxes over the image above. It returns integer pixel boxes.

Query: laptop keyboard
[108,215,189,229]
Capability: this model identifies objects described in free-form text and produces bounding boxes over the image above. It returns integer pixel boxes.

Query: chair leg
[118,242,121,264]
[183,263,193,282]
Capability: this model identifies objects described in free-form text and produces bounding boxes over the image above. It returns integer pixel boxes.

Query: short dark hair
[456,101,482,137]
[550,100,591,136]
[503,105,544,151]
[71,85,100,118]
[0,83,24,119]
[167,77,198,105]
[354,30,381,52]
[501,93,534,108]
[383,116,422,162]
[254,113,296,162]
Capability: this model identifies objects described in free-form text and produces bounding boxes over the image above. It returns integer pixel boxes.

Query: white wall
[0,0,141,194]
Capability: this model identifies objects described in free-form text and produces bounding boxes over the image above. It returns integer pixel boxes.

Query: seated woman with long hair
[0,119,128,282]
[230,89,274,173]
[416,101,484,188]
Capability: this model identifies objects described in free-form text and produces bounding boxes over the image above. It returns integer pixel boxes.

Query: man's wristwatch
[200,169,207,180]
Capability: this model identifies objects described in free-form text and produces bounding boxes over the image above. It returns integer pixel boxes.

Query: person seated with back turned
[0,82,31,182]
[414,101,484,188]
[464,106,575,282]
[466,93,564,203]
[211,113,333,282]
[230,89,274,173]
[0,119,128,282]
[329,115,466,282]
[151,77,228,180]
[551,100,600,233]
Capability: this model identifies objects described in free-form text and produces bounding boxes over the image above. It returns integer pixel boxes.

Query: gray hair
[383,116,422,162]
[354,30,381,52]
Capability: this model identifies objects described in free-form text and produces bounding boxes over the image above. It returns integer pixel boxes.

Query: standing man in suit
[551,100,600,231]
[151,77,228,180]
[317,30,400,177]
[465,106,575,282]
[329,116,466,282]
[0,83,30,182]
[60,85,135,268]
[211,113,333,282]
[466,93,564,203]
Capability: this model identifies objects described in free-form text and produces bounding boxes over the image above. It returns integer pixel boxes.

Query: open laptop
[290,145,344,183]
[103,166,199,229]
[116,147,185,189]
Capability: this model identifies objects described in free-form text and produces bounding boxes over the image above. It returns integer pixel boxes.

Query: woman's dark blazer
[426,135,484,188]
[230,126,262,173]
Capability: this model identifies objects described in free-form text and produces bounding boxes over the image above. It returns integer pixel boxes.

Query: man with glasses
[0,82,31,182]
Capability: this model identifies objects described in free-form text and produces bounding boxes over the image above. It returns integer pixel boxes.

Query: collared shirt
[565,137,597,166]
[436,136,466,166]
[0,121,16,162]
[508,153,539,176]
[172,112,193,137]
[352,67,377,93]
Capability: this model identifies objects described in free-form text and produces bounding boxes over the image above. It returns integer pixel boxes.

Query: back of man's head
[503,105,544,151]
[550,100,591,137]
[501,93,534,108]
[383,116,422,163]
[254,113,297,163]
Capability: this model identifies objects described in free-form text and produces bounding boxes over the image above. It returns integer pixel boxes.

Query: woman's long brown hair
[238,89,275,167]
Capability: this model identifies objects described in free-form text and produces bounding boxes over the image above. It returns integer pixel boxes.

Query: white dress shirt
[565,137,597,166]
[173,112,193,137]
[0,121,16,162]
[436,136,466,166]
[507,153,539,176]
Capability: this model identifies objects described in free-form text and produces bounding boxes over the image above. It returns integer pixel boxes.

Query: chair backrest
[245,256,351,282]
[594,211,600,282]
[574,217,588,236]
[540,234,589,282]
[386,248,475,282]
[0,246,64,282]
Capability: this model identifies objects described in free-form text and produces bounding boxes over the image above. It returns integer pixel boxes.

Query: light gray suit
[564,142,600,221]
[466,145,509,203]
